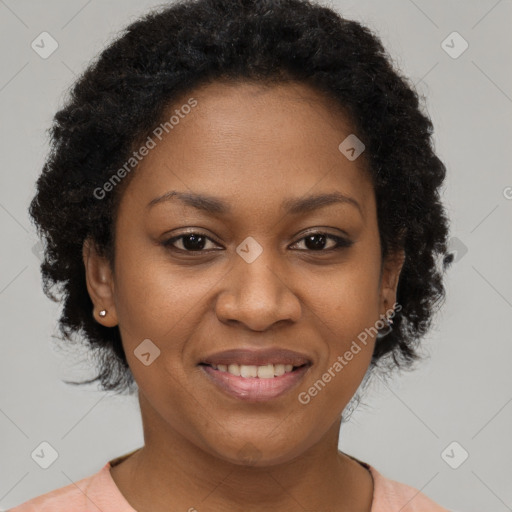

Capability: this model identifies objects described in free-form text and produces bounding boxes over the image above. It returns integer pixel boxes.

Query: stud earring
[99,309,107,317]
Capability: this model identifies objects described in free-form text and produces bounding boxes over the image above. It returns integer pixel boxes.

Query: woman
[12,0,455,510]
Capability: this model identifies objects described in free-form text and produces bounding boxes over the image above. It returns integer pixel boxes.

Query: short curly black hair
[29,0,454,394]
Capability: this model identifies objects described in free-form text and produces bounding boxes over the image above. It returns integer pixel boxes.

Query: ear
[379,247,406,316]
[82,237,118,327]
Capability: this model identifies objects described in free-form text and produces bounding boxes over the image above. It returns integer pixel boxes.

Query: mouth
[198,362,312,402]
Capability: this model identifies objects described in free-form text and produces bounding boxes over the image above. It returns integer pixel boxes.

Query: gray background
[1,0,511,510]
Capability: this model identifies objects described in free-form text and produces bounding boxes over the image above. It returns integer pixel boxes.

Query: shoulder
[7,463,115,511]
[368,464,452,512]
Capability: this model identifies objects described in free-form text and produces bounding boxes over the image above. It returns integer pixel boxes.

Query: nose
[214,251,302,331]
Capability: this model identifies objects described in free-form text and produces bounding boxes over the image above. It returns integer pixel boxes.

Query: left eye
[291,233,353,251]
[163,232,353,253]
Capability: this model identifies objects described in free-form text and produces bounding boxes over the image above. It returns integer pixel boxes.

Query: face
[84,80,404,466]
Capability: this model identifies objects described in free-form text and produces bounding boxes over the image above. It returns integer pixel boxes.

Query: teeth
[257,364,274,378]
[228,364,240,376]
[274,364,285,376]
[240,365,258,378]
[211,363,299,378]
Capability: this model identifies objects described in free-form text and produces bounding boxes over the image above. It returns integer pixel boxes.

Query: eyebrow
[146,190,363,216]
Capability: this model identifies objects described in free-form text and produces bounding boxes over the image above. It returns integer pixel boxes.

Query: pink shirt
[8,450,451,511]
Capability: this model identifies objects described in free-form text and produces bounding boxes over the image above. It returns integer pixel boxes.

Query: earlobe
[82,237,118,327]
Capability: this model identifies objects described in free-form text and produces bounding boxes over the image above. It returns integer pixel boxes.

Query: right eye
[161,232,222,253]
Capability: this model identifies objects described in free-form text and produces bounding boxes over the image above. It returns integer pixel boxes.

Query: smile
[207,362,297,378]
[199,362,311,401]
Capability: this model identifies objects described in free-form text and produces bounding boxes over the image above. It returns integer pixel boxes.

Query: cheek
[114,259,172,334]
[113,228,196,321]
[309,252,381,326]
[300,276,378,419]
[112,247,222,370]
[302,251,381,380]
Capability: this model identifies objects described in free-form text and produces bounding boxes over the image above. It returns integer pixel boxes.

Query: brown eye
[292,233,353,251]
[162,233,220,252]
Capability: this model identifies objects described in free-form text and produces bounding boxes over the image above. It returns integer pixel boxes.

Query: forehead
[118,80,374,220]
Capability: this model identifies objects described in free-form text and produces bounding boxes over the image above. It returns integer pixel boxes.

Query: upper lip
[199,348,312,367]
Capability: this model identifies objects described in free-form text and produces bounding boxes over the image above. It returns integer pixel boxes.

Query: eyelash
[162,231,353,254]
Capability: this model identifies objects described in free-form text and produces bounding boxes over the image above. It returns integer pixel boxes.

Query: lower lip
[199,364,311,402]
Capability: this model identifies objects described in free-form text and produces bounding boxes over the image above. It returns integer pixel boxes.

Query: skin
[83,80,405,512]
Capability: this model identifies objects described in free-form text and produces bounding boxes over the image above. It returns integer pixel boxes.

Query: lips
[200,363,311,401]
[199,348,312,367]
[197,348,313,401]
